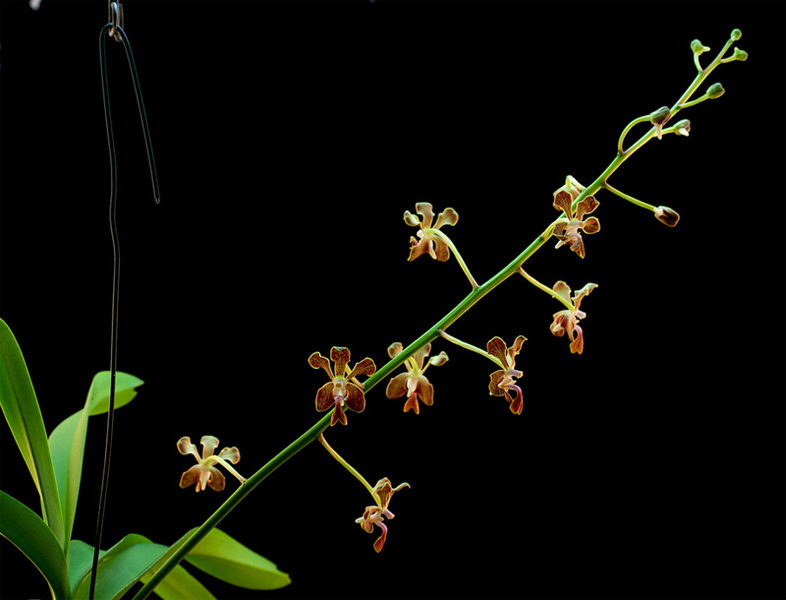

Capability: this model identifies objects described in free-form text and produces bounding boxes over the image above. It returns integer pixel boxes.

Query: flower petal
[415,202,435,229]
[177,436,199,459]
[403,210,421,227]
[348,356,376,380]
[552,189,573,216]
[433,236,452,262]
[434,207,459,229]
[576,195,599,218]
[205,467,226,492]
[330,347,351,378]
[200,435,219,459]
[486,337,509,367]
[582,216,600,234]
[385,372,409,399]
[387,342,404,359]
[218,446,241,464]
[552,281,572,305]
[308,352,333,379]
[488,369,504,396]
[179,465,202,489]
[344,383,367,414]
[315,382,336,412]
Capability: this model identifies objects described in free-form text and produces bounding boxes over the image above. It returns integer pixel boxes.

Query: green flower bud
[690,39,710,54]
[732,47,748,62]
[707,83,725,99]
[650,106,671,139]
[654,206,680,227]
[673,119,691,137]
[730,28,742,41]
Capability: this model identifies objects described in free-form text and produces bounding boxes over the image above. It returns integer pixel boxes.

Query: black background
[1,1,784,599]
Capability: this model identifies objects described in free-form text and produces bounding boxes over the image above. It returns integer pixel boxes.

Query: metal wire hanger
[89,2,160,598]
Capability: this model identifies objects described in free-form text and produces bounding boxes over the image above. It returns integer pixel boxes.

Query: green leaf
[86,372,144,416]
[68,539,102,596]
[185,528,290,590]
[72,533,216,600]
[73,537,168,600]
[0,489,69,600]
[0,318,65,547]
[49,372,143,549]
[139,563,217,600]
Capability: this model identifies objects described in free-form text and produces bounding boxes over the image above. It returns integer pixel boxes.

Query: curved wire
[89,21,160,600]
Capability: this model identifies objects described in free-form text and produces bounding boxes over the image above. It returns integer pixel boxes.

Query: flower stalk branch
[319,434,376,497]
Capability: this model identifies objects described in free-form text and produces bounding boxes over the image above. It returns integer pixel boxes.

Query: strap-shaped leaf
[0,318,65,547]
[49,372,143,550]
[71,533,215,600]
[138,562,217,600]
[0,490,69,600]
[185,528,290,590]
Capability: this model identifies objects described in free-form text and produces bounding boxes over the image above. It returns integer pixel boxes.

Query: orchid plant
[0,25,748,600]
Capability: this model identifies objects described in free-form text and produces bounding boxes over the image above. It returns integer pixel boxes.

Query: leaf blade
[185,528,290,590]
[49,372,144,548]
[0,489,69,600]
[0,318,65,547]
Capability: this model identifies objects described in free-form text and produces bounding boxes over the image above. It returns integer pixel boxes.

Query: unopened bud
[732,47,748,62]
[673,119,691,136]
[654,206,680,227]
[730,28,742,41]
[690,39,710,54]
[650,106,671,139]
[706,83,725,99]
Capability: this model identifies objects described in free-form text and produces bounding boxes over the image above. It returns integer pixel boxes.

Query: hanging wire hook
[108,1,124,43]
[89,6,161,599]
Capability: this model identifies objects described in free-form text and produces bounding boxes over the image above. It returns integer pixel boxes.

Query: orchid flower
[177,435,245,492]
[385,342,449,414]
[309,347,376,426]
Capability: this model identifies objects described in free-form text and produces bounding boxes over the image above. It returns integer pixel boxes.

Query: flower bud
[690,39,710,54]
[706,82,725,99]
[730,28,742,41]
[654,206,680,227]
[732,47,748,62]
[650,106,671,139]
[673,119,691,136]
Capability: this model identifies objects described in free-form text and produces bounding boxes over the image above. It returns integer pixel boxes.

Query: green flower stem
[617,115,651,154]
[438,329,503,368]
[318,434,376,499]
[678,92,713,110]
[432,230,480,288]
[602,182,657,213]
[133,32,744,599]
[519,269,574,311]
